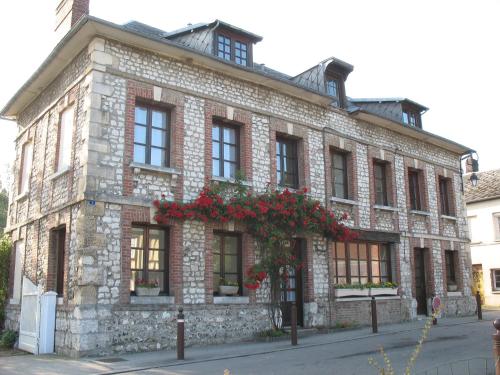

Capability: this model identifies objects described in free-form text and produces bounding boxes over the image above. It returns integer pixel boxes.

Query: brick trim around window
[204,101,253,184]
[124,80,185,199]
[120,205,183,304]
[269,118,309,190]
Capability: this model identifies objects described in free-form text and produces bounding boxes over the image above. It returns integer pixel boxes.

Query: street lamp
[470,172,479,187]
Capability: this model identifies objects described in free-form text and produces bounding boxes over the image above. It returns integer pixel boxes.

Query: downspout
[322,127,333,327]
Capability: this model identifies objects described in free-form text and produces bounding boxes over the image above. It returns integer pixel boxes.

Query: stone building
[2,0,477,357]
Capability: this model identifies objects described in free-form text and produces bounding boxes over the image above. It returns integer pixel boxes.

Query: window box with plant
[218,278,240,296]
[368,281,399,296]
[334,283,369,298]
[135,279,160,296]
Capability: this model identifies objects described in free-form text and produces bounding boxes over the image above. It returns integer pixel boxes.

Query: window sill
[410,210,431,217]
[15,191,29,201]
[131,295,175,305]
[130,162,182,176]
[441,215,457,221]
[447,291,462,297]
[213,296,249,304]
[373,204,399,212]
[334,296,400,302]
[211,176,252,186]
[57,297,64,305]
[49,167,70,180]
[331,197,359,206]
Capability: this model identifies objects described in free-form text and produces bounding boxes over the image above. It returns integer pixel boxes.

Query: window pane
[359,244,367,260]
[148,250,164,270]
[223,127,236,143]
[212,126,220,141]
[152,110,167,129]
[350,261,359,276]
[131,228,144,248]
[151,129,167,147]
[58,106,74,170]
[349,243,358,259]
[371,244,379,260]
[149,229,164,249]
[20,143,33,194]
[402,111,409,124]
[224,162,236,178]
[224,236,238,255]
[212,141,220,158]
[224,255,238,273]
[359,260,368,277]
[135,107,147,125]
[380,262,388,278]
[213,159,220,177]
[150,147,165,166]
[337,260,346,277]
[134,125,146,144]
[336,242,345,259]
[133,145,146,163]
[372,261,380,278]
[131,249,144,269]
[224,144,237,161]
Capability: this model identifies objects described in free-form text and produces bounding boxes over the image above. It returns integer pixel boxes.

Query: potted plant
[218,278,239,296]
[368,281,399,296]
[334,283,369,298]
[135,279,160,296]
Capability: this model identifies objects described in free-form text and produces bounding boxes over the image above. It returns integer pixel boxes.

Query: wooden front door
[280,240,304,327]
[414,248,428,315]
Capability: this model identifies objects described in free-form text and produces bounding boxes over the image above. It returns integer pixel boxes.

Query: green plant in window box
[367,281,398,289]
[368,281,399,297]
[335,283,367,289]
[334,283,369,298]
[219,278,239,296]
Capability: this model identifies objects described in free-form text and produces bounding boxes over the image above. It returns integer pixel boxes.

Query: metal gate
[18,276,42,354]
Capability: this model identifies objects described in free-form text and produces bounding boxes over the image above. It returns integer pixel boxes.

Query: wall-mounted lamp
[460,151,479,192]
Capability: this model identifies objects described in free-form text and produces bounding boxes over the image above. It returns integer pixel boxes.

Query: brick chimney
[55,0,89,38]
[465,156,473,173]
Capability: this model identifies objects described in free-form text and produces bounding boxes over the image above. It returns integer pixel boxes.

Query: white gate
[18,277,57,354]
[19,277,41,354]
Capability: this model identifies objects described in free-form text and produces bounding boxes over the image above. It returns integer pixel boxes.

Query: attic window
[325,76,344,108]
[402,109,421,128]
[216,33,250,66]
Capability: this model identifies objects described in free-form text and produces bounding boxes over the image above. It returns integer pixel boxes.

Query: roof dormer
[292,57,353,108]
[165,20,262,67]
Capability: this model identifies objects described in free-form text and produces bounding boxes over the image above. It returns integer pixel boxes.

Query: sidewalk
[0,312,497,375]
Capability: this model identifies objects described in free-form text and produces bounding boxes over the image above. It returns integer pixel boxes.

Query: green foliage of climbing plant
[0,235,12,329]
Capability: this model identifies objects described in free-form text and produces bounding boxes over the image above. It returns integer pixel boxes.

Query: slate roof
[123,21,167,38]
[350,98,429,112]
[464,169,500,203]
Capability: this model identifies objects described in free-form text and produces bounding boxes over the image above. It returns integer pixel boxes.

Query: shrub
[0,235,12,330]
[0,330,16,348]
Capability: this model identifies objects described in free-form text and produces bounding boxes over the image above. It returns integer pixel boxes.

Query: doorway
[414,248,428,315]
[280,240,304,327]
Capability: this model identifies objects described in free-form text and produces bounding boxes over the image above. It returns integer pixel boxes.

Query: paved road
[121,315,497,375]
[1,312,498,375]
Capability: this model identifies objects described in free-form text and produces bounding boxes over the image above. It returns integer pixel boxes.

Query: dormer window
[217,35,231,61]
[325,75,345,108]
[402,109,421,128]
[216,34,250,66]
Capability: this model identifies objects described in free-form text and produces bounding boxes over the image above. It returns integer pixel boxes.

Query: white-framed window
[12,240,24,302]
[19,142,33,194]
[492,269,500,291]
[57,105,74,171]
[493,213,500,241]
[467,216,480,244]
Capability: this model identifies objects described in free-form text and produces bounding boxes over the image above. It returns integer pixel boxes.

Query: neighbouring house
[465,169,500,306]
[1,0,478,357]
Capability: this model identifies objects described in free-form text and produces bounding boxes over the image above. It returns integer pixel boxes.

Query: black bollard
[476,291,483,320]
[177,307,185,360]
[371,296,378,333]
[291,302,298,346]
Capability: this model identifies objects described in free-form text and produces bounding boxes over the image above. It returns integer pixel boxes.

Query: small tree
[153,180,355,329]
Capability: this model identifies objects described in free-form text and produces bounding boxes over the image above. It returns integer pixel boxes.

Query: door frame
[280,239,304,327]
[413,247,428,316]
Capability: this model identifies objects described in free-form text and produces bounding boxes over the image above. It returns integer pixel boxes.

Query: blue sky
[1,0,499,188]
